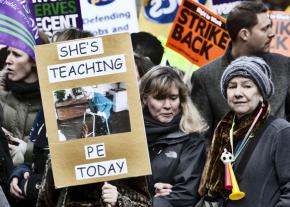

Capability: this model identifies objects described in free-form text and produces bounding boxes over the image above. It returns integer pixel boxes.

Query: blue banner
[143,0,180,24]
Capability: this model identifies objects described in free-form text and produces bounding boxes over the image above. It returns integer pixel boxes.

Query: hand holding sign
[102,182,118,207]
[154,182,173,197]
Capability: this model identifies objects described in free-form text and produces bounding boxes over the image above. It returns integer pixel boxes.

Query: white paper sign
[75,158,128,180]
[57,38,104,60]
[47,54,126,83]
[80,0,139,36]
[85,143,106,160]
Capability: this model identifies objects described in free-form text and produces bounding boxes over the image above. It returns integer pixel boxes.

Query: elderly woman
[198,56,290,207]
[139,66,207,207]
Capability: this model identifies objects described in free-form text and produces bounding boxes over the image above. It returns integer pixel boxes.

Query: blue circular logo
[88,0,115,6]
[144,0,180,24]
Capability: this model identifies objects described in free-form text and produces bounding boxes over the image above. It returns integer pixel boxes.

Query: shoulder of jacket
[163,130,187,139]
[261,117,290,137]
[270,118,290,130]
[263,53,290,63]
[187,133,206,145]
[174,132,205,148]
[0,90,9,99]
[0,91,18,107]
[193,57,224,75]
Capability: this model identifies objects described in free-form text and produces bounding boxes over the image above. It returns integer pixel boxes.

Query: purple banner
[32,0,83,40]
[0,0,41,60]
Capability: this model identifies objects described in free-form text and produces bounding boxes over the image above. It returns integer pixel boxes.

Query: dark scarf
[5,78,40,100]
[143,108,181,144]
[199,102,270,197]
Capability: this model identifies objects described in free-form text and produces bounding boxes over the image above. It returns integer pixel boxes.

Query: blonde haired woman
[139,65,208,207]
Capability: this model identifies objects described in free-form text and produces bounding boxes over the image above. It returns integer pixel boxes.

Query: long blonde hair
[139,66,208,133]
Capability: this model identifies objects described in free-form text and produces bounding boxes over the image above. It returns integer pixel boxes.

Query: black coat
[0,104,17,204]
[147,130,206,207]
[226,117,290,207]
[0,126,13,197]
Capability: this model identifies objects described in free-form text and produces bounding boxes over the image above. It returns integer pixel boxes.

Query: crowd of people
[0,1,290,207]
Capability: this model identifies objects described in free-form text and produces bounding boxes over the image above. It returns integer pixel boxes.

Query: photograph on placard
[54,82,130,141]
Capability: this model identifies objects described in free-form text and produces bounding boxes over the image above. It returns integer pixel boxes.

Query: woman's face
[227,77,263,118]
[5,47,37,83]
[145,84,180,123]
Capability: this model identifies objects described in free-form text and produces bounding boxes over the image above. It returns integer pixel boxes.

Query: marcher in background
[0,30,49,167]
[133,52,155,83]
[131,31,163,82]
[199,56,290,207]
[139,66,207,207]
[0,46,42,166]
[0,33,49,207]
[191,1,290,141]
[131,31,164,66]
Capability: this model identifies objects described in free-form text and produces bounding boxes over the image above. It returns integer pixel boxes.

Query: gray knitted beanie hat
[221,56,274,100]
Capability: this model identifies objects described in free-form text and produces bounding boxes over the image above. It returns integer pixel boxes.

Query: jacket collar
[148,130,190,147]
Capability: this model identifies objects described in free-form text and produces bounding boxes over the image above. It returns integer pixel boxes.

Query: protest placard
[35,33,151,188]
[32,0,83,40]
[269,11,290,57]
[81,0,139,36]
[139,0,197,73]
[166,0,230,67]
